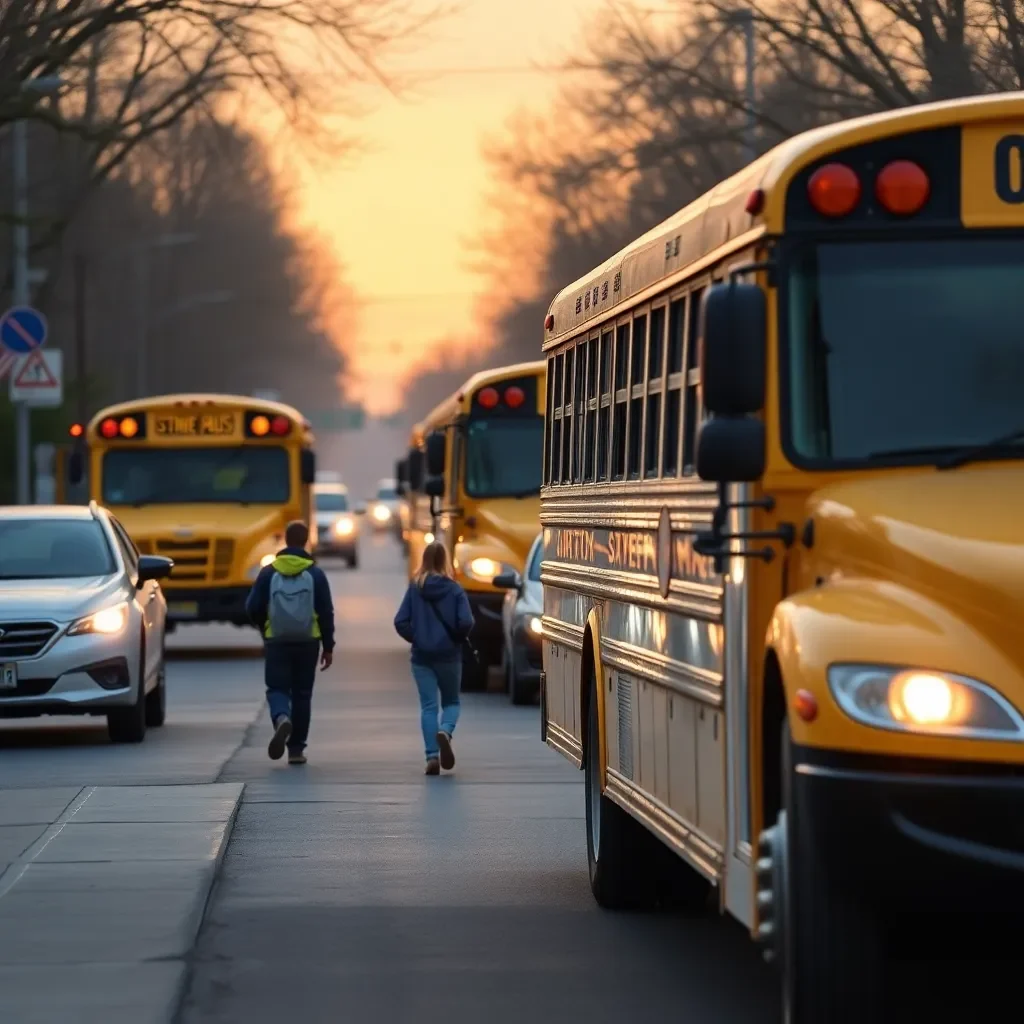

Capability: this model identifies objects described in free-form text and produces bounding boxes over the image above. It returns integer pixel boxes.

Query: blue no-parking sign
[0,306,48,355]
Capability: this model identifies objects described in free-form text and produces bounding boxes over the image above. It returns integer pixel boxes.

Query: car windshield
[787,238,1024,463]
[464,416,544,498]
[0,519,115,579]
[376,487,397,501]
[102,447,290,505]
[527,539,542,582]
[315,492,348,512]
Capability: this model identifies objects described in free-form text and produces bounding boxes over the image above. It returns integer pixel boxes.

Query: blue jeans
[265,641,319,753]
[411,660,461,760]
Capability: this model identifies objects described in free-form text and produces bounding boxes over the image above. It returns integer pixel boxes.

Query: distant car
[494,532,543,705]
[0,502,174,743]
[369,478,401,532]
[313,482,359,567]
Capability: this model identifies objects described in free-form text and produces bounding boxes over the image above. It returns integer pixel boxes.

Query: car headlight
[260,553,276,567]
[334,517,355,537]
[828,664,1024,739]
[68,601,129,637]
[372,504,391,522]
[464,556,514,583]
[529,615,543,636]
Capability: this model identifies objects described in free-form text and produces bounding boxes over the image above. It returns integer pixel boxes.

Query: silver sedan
[0,502,173,743]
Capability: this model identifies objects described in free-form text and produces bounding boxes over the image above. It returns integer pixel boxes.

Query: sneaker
[424,758,440,776]
[436,731,455,771]
[288,752,307,765]
[268,716,292,760]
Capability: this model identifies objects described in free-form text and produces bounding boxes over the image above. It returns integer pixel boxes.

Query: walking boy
[245,520,335,764]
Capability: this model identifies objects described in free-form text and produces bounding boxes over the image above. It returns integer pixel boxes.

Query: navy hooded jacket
[394,573,474,665]
[245,546,336,652]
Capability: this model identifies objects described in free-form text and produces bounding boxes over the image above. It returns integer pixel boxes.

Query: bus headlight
[465,556,513,583]
[260,553,276,567]
[828,664,1024,739]
[529,615,543,635]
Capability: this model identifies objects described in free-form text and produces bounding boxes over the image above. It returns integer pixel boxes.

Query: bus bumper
[163,587,252,628]
[793,744,1024,913]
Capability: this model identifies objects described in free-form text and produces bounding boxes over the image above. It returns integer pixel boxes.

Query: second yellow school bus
[403,361,546,690]
[71,393,318,629]
[540,92,1024,1020]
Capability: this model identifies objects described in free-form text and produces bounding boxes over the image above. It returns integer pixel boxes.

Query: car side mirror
[424,476,445,498]
[696,416,766,483]
[493,571,522,591]
[700,281,766,416]
[425,430,446,477]
[137,554,174,587]
[300,449,316,485]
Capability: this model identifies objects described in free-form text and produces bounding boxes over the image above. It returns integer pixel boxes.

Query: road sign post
[1,305,48,504]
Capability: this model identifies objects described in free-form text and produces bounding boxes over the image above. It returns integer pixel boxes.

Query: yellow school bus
[404,361,546,689]
[539,92,1024,1020]
[70,394,317,629]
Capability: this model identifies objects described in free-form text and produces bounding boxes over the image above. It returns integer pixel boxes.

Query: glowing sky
[283,0,608,413]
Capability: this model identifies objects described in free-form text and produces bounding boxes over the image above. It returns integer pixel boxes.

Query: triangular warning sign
[13,349,56,387]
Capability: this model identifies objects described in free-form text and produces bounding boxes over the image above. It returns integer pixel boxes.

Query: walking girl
[393,541,475,775]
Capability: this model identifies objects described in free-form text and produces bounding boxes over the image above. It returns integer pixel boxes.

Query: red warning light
[807,163,861,218]
[100,418,119,439]
[504,386,525,409]
[875,160,930,216]
[477,387,499,409]
[544,314,554,331]
[270,415,291,436]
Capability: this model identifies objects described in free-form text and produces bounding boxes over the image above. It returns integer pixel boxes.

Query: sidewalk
[0,783,243,1024]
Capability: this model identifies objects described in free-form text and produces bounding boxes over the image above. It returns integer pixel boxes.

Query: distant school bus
[70,393,317,629]
[403,361,546,689]
[539,92,1024,1021]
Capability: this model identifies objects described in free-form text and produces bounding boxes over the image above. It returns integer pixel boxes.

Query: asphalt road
[0,530,780,1023]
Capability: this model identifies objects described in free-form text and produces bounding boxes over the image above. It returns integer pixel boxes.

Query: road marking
[0,786,97,901]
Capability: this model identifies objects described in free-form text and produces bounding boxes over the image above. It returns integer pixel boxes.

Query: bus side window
[597,329,613,481]
[627,313,647,479]
[612,322,630,479]
[561,347,574,482]
[551,353,564,484]
[572,339,587,482]
[544,355,555,484]
[682,286,705,475]
[644,304,667,478]
[584,333,598,482]
[663,296,686,477]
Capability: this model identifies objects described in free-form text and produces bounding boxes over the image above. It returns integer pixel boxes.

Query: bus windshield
[102,447,291,505]
[464,416,544,498]
[787,238,1024,464]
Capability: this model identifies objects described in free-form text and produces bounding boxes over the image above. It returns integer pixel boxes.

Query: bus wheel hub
[754,811,787,965]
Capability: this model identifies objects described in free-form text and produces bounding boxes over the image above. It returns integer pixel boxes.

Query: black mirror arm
[694,487,795,574]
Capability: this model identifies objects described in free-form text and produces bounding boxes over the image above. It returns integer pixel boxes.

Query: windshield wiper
[936,428,1024,471]
[867,444,959,461]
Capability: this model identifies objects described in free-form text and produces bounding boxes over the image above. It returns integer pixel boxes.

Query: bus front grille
[154,539,212,582]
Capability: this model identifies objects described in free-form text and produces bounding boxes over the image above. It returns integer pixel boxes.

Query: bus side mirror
[408,448,424,491]
[425,430,446,477]
[301,449,316,484]
[67,448,84,486]
[424,476,445,498]
[696,417,766,483]
[700,281,766,416]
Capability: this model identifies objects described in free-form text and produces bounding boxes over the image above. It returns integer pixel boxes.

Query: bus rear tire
[764,724,883,1022]
[584,671,659,910]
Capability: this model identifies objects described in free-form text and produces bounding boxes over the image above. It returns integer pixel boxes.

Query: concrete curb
[167,782,246,1024]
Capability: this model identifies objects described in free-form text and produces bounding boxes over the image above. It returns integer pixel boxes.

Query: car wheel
[348,551,359,569]
[108,632,148,744]
[145,639,167,728]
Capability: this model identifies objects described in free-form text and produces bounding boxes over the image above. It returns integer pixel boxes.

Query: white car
[368,478,401,532]
[494,532,543,705]
[313,482,359,568]
[0,503,173,743]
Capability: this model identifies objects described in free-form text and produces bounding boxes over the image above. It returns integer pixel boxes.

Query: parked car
[0,502,174,743]
[494,532,543,705]
[313,482,360,567]
[368,478,401,532]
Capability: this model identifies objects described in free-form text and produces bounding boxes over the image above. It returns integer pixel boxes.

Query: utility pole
[737,8,757,165]
[12,117,30,505]
[75,253,87,427]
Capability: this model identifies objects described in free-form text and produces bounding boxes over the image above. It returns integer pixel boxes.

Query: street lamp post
[12,75,62,505]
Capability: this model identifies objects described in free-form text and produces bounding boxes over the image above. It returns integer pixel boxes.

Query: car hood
[516,579,543,615]
[810,464,1024,666]
[0,575,127,623]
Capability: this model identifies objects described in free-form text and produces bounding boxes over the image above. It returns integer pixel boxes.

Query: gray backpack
[268,570,316,639]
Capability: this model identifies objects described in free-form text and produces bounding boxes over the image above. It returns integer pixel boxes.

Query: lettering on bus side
[151,412,237,437]
[544,525,719,585]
